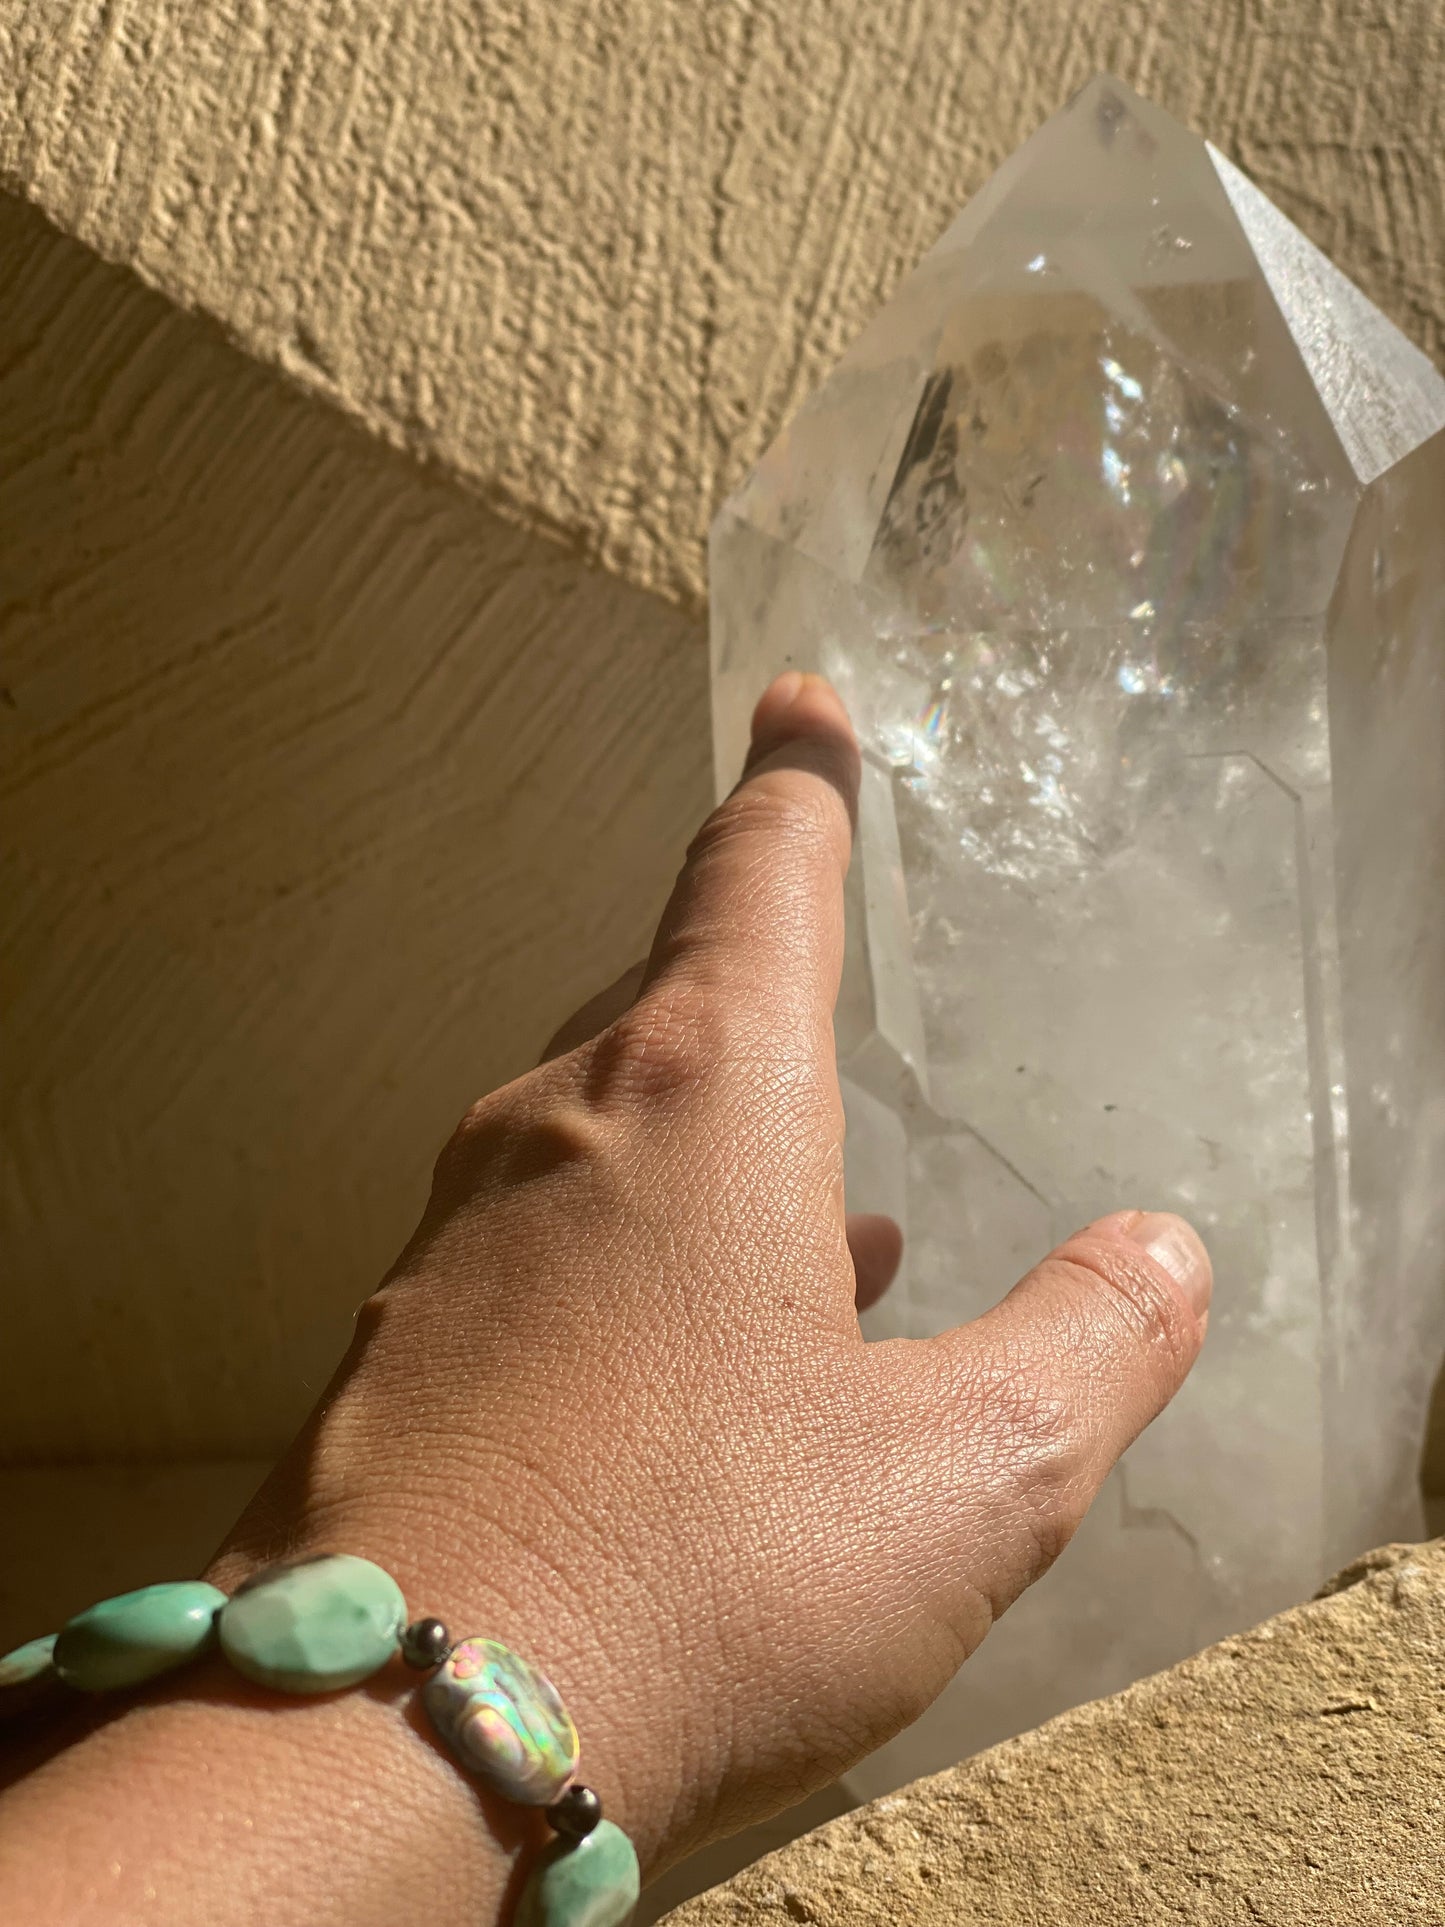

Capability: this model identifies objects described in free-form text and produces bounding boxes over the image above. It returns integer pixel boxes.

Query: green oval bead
[217,1554,405,1693]
[0,1633,63,1719]
[53,1582,225,1691]
[423,1637,579,1803]
[0,1633,57,1689]
[517,1821,640,1927]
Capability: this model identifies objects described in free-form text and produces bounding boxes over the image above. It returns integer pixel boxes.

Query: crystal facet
[709,75,1445,1796]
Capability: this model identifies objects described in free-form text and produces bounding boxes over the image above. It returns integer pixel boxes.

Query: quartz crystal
[709,75,1445,1798]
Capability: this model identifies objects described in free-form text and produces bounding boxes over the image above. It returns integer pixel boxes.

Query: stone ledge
[672,1540,1445,1924]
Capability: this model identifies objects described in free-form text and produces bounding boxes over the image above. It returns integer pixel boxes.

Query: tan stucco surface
[674,1540,1445,1924]
[3,1,1442,616]
[0,193,706,1460]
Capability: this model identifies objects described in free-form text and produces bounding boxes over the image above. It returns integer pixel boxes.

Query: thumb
[916,1210,1211,1613]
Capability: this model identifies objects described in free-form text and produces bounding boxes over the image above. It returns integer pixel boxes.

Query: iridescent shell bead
[423,1637,579,1803]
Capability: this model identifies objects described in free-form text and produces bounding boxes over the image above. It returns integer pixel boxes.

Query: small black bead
[400,1617,452,1670]
[546,1783,603,1840]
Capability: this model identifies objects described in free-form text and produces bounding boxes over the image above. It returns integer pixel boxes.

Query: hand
[219,666,1211,1850]
[0,674,1210,1925]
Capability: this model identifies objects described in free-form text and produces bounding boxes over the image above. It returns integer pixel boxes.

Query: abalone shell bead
[53,1582,225,1691]
[217,1554,406,1693]
[517,1821,640,1927]
[423,1637,579,1803]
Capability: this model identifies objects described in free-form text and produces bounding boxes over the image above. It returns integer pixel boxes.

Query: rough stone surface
[671,1540,1445,1925]
[2,3,1443,613]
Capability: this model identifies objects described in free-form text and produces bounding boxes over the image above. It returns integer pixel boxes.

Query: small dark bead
[400,1617,452,1670]
[546,1783,603,1840]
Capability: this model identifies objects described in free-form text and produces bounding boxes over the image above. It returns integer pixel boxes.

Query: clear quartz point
[709,74,1445,1797]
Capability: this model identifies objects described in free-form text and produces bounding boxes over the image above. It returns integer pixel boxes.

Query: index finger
[640,673,860,1049]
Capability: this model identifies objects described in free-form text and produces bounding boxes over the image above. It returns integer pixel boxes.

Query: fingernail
[1127,1211,1212,1318]
[749,670,806,747]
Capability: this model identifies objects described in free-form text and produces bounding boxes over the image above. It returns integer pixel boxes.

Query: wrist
[206,1471,688,1868]
[0,1493,666,1927]
[0,1650,523,1927]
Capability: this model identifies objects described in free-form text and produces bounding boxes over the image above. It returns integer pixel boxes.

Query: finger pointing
[639,673,860,1060]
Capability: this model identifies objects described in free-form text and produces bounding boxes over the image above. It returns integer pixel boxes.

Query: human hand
[0,674,1210,1925]
[220,670,1210,1840]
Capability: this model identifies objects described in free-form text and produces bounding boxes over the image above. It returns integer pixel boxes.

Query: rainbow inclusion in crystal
[423,1638,579,1803]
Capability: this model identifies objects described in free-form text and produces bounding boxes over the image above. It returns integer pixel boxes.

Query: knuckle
[922,1341,1092,1587]
[582,991,745,1107]
[983,1367,1091,1576]
[436,1082,621,1196]
[695,779,840,871]
[1051,1240,1197,1380]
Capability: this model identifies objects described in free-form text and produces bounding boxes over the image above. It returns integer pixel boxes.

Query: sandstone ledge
[673,1541,1445,1925]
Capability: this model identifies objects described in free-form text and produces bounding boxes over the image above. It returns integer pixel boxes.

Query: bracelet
[0,1553,640,1927]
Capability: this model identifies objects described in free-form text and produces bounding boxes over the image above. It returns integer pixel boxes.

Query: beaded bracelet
[0,1553,639,1927]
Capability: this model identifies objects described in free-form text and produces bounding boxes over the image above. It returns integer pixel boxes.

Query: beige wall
[0,193,707,1463]
[3,2,1442,616]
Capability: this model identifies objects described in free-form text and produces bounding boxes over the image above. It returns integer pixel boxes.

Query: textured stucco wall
[0,193,707,1461]
[2,1,1442,614]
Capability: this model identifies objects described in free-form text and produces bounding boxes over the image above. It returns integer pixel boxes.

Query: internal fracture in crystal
[709,75,1445,1799]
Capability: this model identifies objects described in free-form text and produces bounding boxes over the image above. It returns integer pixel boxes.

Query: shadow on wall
[0,191,710,1466]
[1421,1360,1445,1537]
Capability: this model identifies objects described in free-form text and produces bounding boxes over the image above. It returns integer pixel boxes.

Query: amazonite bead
[0,1632,62,1718]
[517,1821,640,1927]
[53,1582,225,1691]
[0,1633,57,1688]
[423,1637,579,1803]
[217,1554,405,1692]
